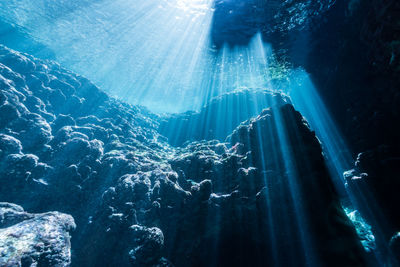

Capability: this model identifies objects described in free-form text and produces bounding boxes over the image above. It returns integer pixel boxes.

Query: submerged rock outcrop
[0,203,75,266]
[0,45,368,266]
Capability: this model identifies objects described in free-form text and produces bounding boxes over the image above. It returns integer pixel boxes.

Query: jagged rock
[10,112,53,151]
[0,203,33,228]
[115,173,152,203]
[0,45,368,267]
[0,203,75,267]
[129,225,165,266]
[158,104,367,267]
[51,114,76,132]
[345,146,400,238]
[0,134,22,156]
[190,179,212,201]
[0,44,162,225]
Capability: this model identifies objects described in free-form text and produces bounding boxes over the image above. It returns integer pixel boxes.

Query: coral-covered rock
[0,134,22,156]
[0,203,33,228]
[0,45,368,267]
[129,225,165,266]
[0,203,75,267]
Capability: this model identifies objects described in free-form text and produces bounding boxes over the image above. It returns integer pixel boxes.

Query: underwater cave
[0,0,399,266]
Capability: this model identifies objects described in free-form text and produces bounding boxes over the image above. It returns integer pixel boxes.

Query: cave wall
[268,0,400,257]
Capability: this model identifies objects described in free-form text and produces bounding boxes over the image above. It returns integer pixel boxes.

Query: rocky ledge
[0,45,368,266]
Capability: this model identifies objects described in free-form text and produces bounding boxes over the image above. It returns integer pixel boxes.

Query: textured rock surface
[0,45,367,266]
[0,203,75,267]
[0,44,163,212]
[262,0,400,259]
[0,0,398,265]
[164,105,367,266]
[344,146,400,264]
[210,0,335,47]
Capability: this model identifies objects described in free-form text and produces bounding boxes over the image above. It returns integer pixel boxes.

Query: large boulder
[0,203,75,267]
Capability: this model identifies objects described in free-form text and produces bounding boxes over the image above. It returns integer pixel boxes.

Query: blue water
[0,0,330,113]
[0,0,388,265]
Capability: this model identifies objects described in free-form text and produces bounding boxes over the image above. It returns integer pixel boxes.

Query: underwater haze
[0,0,332,113]
[1,0,400,266]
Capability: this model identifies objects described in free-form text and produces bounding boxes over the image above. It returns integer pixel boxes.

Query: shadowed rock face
[213,0,400,258]
[0,45,366,266]
[275,0,400,257]
[344,146,400,242]
[166,105,366,267]
[210,0,335,48]
[0,203,75,266]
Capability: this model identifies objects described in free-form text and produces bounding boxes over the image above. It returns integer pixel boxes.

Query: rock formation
[0,203,75,266]
[0,45,368,266]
